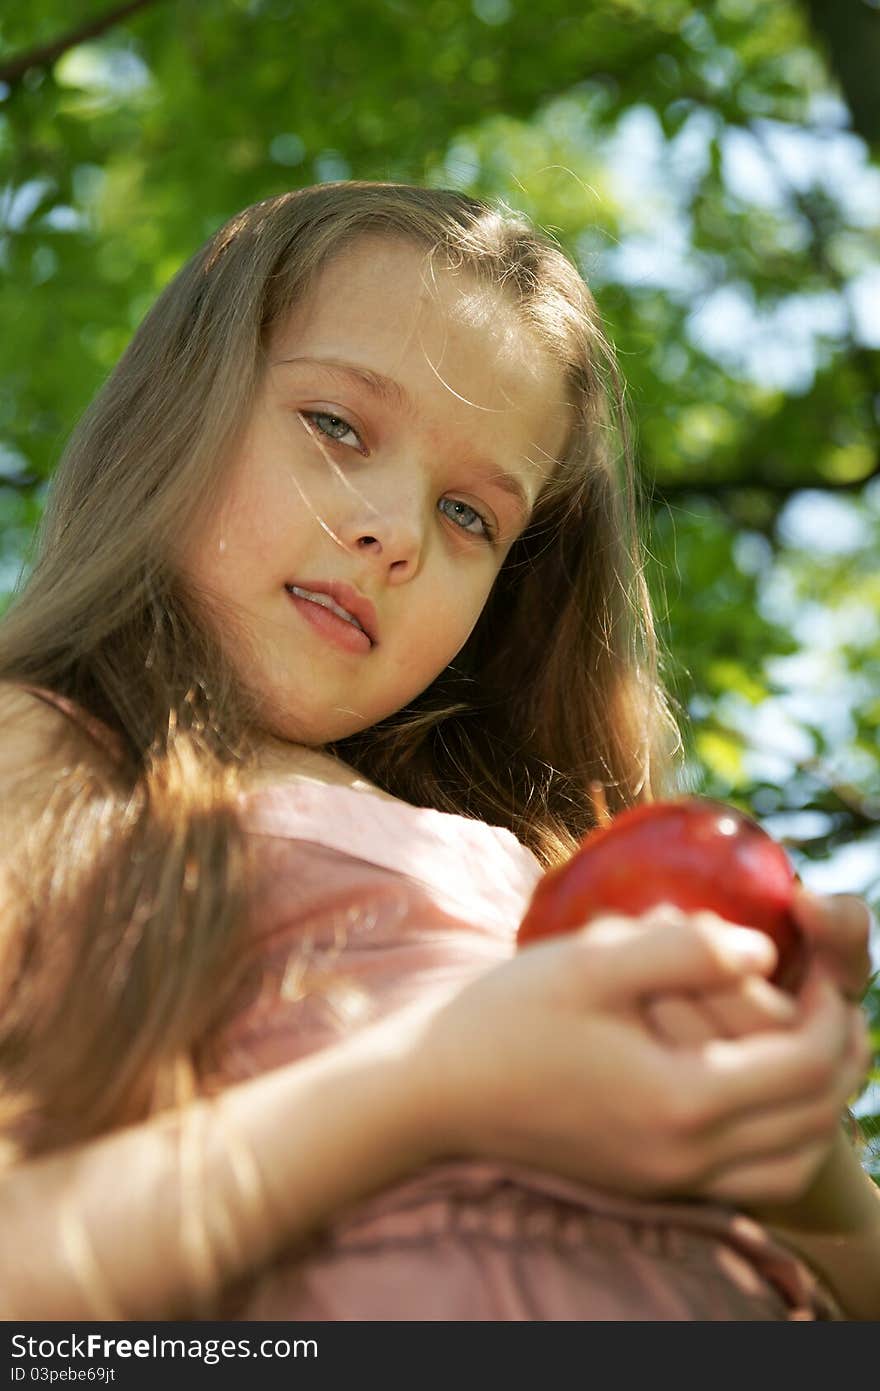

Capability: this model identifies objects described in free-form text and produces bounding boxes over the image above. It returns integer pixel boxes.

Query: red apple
[517,797,805,989]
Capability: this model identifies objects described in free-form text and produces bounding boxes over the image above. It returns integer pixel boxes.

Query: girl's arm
[645,888,879,1319]
[739,884,878,1318]
[744,1126,880,1322]
[1,908,865,1320]
[3,689,867,1316]
[0,1007,435,1319]
[735,888,880,1320]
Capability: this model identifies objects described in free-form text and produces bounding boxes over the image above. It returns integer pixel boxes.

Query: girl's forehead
[263,241,573,491]
[271,236,561,398]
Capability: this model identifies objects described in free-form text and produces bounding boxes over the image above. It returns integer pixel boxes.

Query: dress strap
[14,682,126,765]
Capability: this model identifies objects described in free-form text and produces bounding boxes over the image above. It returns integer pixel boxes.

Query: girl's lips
[286,579,378,644]
[286,588,373,655]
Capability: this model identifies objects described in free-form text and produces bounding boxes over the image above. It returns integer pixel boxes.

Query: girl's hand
[790,886,874,1003]
[405,907,871,1208]
[646,890,875,1045]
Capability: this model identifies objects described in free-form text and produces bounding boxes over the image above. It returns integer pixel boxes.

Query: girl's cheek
[439,597,487,658]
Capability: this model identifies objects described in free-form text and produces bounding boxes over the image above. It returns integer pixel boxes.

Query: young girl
[0,182,877,1322]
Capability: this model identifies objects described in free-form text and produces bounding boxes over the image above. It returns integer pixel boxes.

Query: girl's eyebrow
[273,355,413,414]
[273,353,536,525]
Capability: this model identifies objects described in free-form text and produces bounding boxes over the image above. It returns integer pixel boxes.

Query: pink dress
[16,686,842,1321]
[206,780,840,1322]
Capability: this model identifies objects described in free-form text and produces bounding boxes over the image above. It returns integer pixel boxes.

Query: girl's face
[181,235,570,747]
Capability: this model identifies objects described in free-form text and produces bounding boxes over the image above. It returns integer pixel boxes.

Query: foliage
[1,0,878,1158]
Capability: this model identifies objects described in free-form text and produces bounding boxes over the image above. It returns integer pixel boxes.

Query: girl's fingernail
[722,926,776,963]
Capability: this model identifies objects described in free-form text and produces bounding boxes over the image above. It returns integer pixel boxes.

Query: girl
[0,182,876,1321]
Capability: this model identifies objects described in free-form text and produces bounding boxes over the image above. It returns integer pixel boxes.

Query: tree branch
[802,0,880,146]
[704,724,880,825]
[645,457,880,507]
[0,0,162,90]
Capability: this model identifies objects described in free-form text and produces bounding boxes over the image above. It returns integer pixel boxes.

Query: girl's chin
[256,712,376,748]
[256,676,442,745]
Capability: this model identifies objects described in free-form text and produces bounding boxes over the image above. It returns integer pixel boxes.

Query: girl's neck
[242,735,397,801]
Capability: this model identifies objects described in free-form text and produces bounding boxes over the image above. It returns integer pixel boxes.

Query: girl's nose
[339,501,424,581]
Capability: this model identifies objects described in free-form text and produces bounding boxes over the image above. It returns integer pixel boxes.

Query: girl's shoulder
[238,743,400,803]
[0,680,122,774]
[237,766,545,920]
[0,680,120,861]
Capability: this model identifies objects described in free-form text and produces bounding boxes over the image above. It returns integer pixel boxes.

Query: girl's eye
[301,411,363,450]
[301,411,494,541]
[438,497,495,542]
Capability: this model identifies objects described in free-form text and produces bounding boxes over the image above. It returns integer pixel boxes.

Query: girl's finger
[690,1011,871,1202]
[645,995,716,1046]
[791,889,874,999]
[582,907,778,1005]
[695,976,798,1039]
[699,1060,864,1175]
[646,977,797,1047]
[677,972,865,1125]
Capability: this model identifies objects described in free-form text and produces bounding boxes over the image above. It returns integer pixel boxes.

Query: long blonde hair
[0,182,679,1166]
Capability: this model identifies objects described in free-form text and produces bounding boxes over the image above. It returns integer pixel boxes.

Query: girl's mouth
[287,584,366,633]
[285,585,373,654]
